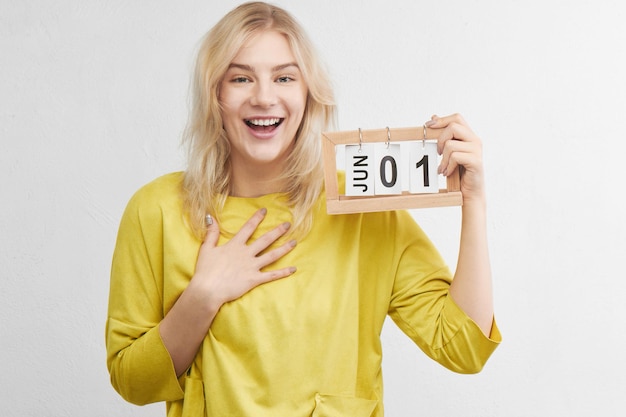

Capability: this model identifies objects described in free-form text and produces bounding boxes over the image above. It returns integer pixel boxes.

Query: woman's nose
[250,81,277,107]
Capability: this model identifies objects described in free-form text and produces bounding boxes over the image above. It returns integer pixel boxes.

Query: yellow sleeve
[105,184,184,405]
[387,211,501,374]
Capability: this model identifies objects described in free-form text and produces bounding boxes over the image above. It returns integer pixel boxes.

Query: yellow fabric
[106,172,501,417]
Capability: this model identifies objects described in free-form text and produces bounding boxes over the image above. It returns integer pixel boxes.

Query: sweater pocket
[312,393,378,417]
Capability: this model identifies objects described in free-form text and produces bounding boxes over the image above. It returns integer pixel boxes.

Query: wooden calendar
[322,126,463,214]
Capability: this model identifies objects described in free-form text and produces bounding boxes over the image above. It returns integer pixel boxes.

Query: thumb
[204,214,220,246]
[424,114,440,128]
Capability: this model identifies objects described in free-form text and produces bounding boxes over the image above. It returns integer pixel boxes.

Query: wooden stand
[322,126,463,214]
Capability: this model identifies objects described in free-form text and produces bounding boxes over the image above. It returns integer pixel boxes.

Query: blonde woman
[106,2,501,416]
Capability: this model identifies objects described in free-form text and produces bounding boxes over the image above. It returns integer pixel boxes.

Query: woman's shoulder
[124,172,185,216]
[132,171,183,198]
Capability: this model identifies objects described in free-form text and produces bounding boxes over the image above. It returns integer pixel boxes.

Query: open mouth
[245,118,284,132]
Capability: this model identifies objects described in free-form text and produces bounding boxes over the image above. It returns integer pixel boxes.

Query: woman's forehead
[230,30,297,69]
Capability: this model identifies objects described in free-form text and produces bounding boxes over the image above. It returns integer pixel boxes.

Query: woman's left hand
[426,113,485,203]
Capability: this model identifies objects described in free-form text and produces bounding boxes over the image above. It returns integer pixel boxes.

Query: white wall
[1,0,624,415]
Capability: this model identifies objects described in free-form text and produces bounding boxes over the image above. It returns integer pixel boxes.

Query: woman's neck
[229,162,288,197]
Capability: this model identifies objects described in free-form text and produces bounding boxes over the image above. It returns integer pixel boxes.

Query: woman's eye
[232,77,250,83]
[277,76,294,83]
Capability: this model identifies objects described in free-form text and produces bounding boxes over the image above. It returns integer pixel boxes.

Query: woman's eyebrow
[228,63,254,72]
[272,62,299,72]
[227,62,299,72]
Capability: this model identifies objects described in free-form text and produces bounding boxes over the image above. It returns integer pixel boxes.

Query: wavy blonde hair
[182,1,336,239]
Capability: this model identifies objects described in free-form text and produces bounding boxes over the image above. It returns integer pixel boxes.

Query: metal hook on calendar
[386,127,391,149]
[358,128,363,152]
[422,124,427,148]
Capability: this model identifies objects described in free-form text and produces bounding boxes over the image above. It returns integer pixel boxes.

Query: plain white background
[1,0,625,415]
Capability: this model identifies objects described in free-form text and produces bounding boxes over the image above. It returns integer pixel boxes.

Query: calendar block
[345,144,375,196]
[374,143,402,195]
[409,142,439,194]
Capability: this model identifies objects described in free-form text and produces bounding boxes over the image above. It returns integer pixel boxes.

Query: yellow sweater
[106,172,500,417]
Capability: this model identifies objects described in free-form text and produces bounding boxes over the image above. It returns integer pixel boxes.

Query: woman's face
[219,30,308,175]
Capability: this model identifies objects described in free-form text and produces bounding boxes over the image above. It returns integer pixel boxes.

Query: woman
[106,2,500,416]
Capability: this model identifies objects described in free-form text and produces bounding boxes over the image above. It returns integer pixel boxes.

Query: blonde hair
[182,1,336,239]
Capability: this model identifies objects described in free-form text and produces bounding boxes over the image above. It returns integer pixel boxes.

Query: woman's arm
[427,114,494,336]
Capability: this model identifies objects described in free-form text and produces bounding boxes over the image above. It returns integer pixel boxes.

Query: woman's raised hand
[426,113,486,203]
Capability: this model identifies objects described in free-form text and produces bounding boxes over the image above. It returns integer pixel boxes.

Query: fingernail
[289,267,297,274]
[260,208,267,215]
[205,214,213,226]
[425,120,436,127]
[283,222,292,230]
[289,239,297,247]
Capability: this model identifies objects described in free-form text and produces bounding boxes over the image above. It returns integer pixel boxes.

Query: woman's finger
[230,207,268,245]
[203,214,221,247]
[256,265,298,285]
[256,238,297,268]
[248,221,292,255]
[432,121,478,156]
[425,113,468,130]
[438,139,476,176]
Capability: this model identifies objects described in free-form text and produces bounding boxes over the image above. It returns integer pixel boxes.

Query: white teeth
[248,118,280,126]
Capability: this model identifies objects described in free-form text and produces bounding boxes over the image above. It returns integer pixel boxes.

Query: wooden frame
[322,126,463,214]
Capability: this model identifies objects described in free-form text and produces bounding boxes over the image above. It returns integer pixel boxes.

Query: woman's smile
[244,117,285,139]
